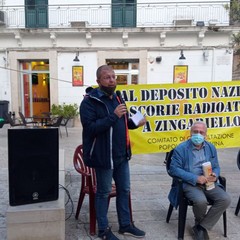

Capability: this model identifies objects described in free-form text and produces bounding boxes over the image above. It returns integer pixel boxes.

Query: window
[106,59,139,85]
[112,0,136,27]
[25,0,48,28]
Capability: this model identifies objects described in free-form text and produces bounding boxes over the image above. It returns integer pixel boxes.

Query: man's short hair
[191,121,207,131]
[96,65,113,79]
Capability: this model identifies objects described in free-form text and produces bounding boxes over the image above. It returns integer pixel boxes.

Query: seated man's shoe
[98,227,119,240]
[201,226,209,240]
[118,222,145,238]
[192,224,209,240]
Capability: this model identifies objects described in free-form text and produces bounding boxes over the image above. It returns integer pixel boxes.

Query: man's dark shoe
[192,224,209,240]
[202,226,209,240]
[118,222,146,238]
[98,227,120,240]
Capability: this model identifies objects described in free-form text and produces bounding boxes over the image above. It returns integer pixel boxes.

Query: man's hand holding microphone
[114,104,128,118]
[115,90,146,127]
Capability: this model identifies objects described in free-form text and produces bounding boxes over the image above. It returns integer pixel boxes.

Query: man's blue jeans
[95,160,131,231]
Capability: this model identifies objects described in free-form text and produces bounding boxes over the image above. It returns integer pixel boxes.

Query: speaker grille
[8,127,59,206]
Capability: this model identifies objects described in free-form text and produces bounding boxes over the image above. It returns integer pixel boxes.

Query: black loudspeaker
[8,127,59,206]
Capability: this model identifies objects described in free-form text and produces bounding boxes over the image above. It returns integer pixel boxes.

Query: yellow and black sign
[117,81,240,154]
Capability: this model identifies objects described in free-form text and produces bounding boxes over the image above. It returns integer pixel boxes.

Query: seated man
[169,121,231,240]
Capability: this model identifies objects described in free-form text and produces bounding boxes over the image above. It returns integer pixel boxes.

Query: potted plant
[51,104,63,116]
[51,103,79,127]
[62,103,79,119]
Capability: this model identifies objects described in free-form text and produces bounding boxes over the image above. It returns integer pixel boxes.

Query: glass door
[21,63,32,117]
[20,61,50,117]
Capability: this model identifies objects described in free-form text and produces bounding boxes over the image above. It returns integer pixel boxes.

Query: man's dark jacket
[80,88,137,169]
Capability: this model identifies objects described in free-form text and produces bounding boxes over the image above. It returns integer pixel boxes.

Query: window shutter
[125,3,136,27]
[25,0,48,28]
[112,1,123,27]
[112,0,136,28]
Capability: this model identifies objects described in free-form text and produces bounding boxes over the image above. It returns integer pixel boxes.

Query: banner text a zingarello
[117,82,240,154]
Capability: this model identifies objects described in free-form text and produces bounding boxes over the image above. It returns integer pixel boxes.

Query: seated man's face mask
[191,133,204,145]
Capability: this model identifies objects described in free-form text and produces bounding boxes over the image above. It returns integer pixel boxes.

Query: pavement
[0,122,240,240]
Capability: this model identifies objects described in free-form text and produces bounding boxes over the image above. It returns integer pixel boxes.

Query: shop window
[116,75,128,85]
[106,59,139,85]
[131,75,138,84]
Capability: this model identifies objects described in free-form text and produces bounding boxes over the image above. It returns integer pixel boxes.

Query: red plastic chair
[73,144,133,235]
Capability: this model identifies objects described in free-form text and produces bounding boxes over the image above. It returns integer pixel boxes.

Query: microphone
[116,90,125,104]
[116,90,128,114]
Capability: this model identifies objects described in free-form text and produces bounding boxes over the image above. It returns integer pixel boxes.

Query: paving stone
[0,124,239,239]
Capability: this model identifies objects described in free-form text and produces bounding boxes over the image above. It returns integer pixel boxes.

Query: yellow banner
[117,81,240,154]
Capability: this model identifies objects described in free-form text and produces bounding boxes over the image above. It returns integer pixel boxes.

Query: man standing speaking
[80,65,146,240]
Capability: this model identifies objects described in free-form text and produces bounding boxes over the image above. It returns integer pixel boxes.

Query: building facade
[0,0,237,117]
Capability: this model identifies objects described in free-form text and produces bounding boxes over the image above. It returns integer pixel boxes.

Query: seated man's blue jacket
[168,139,220,209]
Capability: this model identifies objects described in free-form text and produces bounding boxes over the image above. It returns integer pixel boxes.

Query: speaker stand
[6,150,65,240]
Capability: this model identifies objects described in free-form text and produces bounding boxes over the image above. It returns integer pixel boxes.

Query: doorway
[20,60,50,117]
